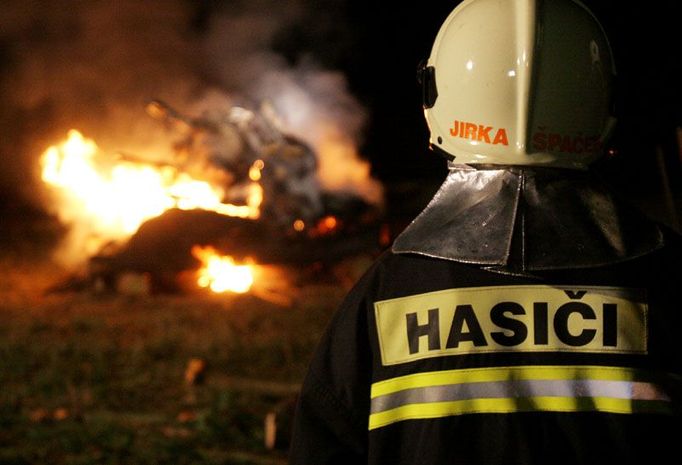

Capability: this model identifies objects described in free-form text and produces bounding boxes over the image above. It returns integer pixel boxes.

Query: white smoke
[0,0,381,205]
[0,0,382,267]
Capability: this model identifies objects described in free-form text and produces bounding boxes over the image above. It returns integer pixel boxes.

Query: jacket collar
[392,166,664,272]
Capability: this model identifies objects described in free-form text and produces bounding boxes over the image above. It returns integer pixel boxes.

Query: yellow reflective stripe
[368,396,673,430]
[371,365,645,399]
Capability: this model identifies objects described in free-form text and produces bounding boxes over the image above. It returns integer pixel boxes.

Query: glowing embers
[192,245,255,294]
[292,215,339,236]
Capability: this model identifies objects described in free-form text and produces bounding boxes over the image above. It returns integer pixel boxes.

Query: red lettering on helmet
[585,135,601,153]
[532,132,547,151]
[492,128,508,146]
[560,135,574,153]
[465,123,477,140]
[548,134,562,151]
[477,125,492,143]
[531,129,602,154]
[450,120,461,137]
[449,120,510,147]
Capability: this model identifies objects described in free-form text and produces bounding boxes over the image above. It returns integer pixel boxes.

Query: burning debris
[41,129,262,235]
[144,99,324,228]
[42,100,383,295]
[5,0,384,296]
[193,246,255,294]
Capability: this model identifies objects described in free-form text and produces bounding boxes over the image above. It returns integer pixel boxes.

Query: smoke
[0,0,204,203]
[248,63,382,205]
[0,0,381,208]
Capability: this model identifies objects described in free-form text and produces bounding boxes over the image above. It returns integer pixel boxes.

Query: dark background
[281,0,682,227]
[283,0,681,178]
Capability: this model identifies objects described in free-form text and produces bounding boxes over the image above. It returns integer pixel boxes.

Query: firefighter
[289,0,682,463]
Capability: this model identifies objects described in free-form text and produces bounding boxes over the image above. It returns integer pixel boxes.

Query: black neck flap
[392,166,664,272]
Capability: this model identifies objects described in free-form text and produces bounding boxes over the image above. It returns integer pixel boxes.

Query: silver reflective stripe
[371,379,670,414]
[368,366,679,430]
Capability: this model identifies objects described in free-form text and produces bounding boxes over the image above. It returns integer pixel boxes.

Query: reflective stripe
[371,380,669,413]
[368,365,676,430]
[371,365,657,397]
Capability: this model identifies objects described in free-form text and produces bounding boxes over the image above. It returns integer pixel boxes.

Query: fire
[315,125,384,207]
[292,216,339,235]
[319,215,338,233]
[249,159,265,181]
[192,245,254,294]
[41,130,263,242]
[293,219,305,232]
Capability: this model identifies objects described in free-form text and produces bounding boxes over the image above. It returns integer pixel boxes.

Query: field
[0,173,445,465]
[0,213,365,465]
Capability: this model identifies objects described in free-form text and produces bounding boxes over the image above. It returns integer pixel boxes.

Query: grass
[0,255,352,465]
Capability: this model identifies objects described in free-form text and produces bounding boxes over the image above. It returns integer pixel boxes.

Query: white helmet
[420,0,617,169]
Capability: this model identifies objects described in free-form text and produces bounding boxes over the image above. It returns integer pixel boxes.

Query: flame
[293,216,339,235]
[314,125,384,207]
[192,245,254,294]
[293,219,305,232]
[40,130,263,243]
[249,159,265,181]
[318,215,338,233]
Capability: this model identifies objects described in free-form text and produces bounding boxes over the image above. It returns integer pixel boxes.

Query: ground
[0,212,365,465]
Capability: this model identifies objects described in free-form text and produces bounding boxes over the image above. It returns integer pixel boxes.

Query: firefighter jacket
[289,232,682,465]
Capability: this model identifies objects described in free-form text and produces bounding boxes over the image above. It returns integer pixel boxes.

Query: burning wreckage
[42,100,384,295]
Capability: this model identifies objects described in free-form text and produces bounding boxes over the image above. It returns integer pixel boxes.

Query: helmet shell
[424,0,616,169]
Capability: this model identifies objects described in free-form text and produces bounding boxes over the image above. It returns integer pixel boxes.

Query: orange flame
[293,219,305,232]
[318,215,338,233]
[192,245,254,294]
[315,125,383,207]
[40,130,263,244]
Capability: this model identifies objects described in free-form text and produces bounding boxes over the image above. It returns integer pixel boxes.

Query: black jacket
[289,234,682,465]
